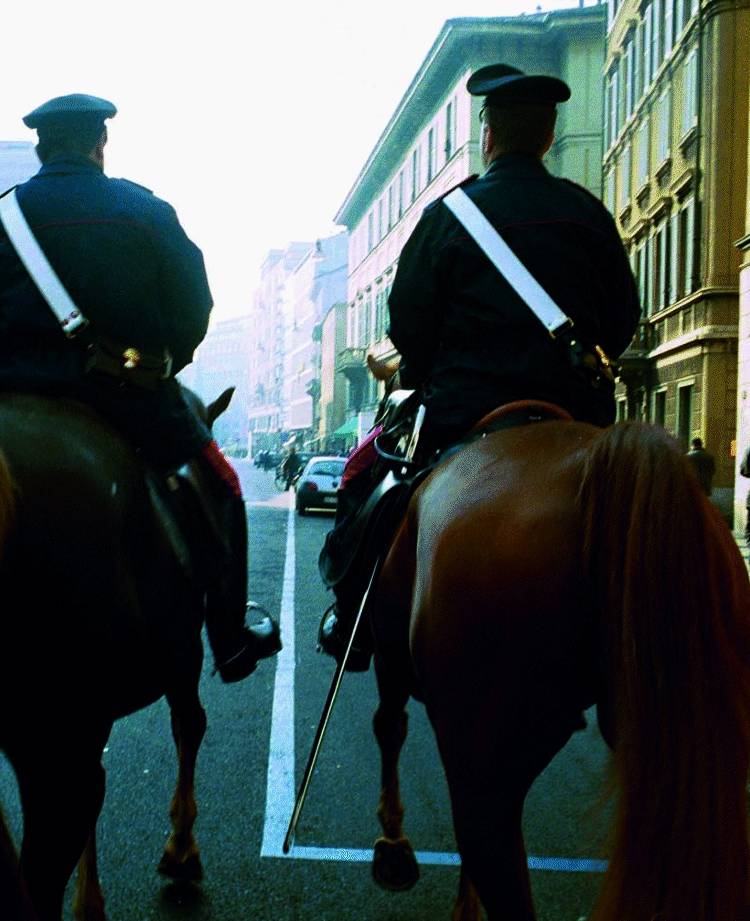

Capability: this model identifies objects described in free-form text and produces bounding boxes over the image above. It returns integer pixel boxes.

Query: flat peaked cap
[467,64,570,105]
[23,94,117,130]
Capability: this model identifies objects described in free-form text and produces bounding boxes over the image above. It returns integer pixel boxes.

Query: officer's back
[0,95,211,392]
[388,65,641,432]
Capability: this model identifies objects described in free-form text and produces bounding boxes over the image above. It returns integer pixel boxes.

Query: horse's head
[181,386,234,431]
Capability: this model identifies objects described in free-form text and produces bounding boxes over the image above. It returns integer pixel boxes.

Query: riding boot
[317,575,373,672]
[202,490,282,683]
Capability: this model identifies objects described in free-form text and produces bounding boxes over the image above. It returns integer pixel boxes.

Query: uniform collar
[484,152,549,178]
[36,154,104,177]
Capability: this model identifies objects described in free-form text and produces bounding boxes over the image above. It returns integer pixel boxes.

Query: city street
[0,461,611,921]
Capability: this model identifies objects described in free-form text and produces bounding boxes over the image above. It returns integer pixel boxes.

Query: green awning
[332,417,359,437]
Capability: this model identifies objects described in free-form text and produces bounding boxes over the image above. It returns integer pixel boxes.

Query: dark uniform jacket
[388,153,641,433]
[0,154,213,467]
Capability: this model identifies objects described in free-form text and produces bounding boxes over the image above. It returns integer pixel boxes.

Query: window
[378,198,384,241]
[387,184,394,231]
[427,127,436,182]
[652,0,663,73]
[607,66,619,146]
[653,389,667,427]
[625,39,635,120]
[604,168,616,211]
[637,236,652,314]
[375,290,387,341]
[664,0,674,57]
[619,143,632,210]
[634,22,644,102]
[398,169,404,220]
[445,100,454,160]
[411,147,420,201]
[643,3,653,88]
[679,196,697,296]
[637,120,650,187]
[677,383,693,448]
[681,49,698,137]
[653,218,671,311]
[367,211,374,253]
[656,88,672,162]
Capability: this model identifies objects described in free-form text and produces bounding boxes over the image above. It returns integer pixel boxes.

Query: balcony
[336,347,368,412]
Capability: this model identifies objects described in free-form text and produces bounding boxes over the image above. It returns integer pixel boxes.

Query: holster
[560,334,617,393]
[85,335,173,390]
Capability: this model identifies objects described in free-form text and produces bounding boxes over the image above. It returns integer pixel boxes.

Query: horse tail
[0,449,16,554]
[580,421,750,921]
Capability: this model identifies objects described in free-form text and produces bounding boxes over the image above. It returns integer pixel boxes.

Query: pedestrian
[318,63,641,668]
[0,94,280,681]
[686,437,716,496]
[281,446,303,489]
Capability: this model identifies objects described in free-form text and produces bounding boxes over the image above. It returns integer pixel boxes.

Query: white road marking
[260,492,297,857]
[259,490,607,875]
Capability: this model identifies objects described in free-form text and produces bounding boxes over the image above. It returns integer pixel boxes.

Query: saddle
[319,397,572,591]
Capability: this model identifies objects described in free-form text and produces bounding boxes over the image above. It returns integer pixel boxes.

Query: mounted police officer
[318,64,641,668]
[0,94,280,682]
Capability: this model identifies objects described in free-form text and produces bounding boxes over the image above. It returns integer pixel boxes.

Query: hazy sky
[1,0,592,320]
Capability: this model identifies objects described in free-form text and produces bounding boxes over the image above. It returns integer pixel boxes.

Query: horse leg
[371,653,419,893]
[157,691,207,881]
[72,834,106,921]
[15,739,106,921]
[433,704,581,921]
[453,865,484,921]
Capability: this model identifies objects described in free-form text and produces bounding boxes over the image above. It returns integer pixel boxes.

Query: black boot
[317,596,372,673]
[203,491,281,683]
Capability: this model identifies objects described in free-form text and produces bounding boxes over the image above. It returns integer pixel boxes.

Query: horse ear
[207,387,235,427]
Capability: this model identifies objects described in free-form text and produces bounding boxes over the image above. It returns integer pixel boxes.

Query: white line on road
[259,490,606,875]
[260,491,297,857]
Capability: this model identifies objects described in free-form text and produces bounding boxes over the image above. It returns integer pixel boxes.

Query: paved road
[0,460,610,920]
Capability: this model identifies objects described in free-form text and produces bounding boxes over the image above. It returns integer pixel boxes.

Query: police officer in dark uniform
[318,64,641,667]
[0,94,280,682]
[389,64,641,446]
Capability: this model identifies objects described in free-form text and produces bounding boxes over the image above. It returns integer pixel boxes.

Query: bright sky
[1,0,594,320]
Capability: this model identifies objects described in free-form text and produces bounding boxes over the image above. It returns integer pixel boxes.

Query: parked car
[295,456,346,515]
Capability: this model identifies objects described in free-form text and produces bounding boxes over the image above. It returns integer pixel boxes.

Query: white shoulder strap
[0,189,88,338]
[443,187,572,339]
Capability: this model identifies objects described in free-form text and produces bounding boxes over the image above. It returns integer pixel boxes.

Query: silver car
[295,456,346,515]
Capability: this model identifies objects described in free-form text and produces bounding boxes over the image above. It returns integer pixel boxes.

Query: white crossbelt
[0,188,89,337]
[443,187,572,339]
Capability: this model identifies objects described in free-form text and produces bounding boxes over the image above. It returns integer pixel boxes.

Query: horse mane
[0,450,16,553]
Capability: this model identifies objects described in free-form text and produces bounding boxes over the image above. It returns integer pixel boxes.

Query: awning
[332,417,359,437]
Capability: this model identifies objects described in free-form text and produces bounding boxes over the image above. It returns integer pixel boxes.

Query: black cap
[23,94,117,131]
[467,64,570,106]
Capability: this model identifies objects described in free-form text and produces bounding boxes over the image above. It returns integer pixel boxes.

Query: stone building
[333,8,607,435]
[606,0,749,520]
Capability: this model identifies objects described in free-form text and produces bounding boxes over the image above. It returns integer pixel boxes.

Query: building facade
[606,0,750,519]
[317,301,350,451]
[281,233,348,447]
[189,315,254,451]
[246,243,311,453]
[0,141,38,193]
[334,8,607,434]
[734,61,750,531]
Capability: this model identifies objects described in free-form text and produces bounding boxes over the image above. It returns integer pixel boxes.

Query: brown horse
[368,417,750,920]
[0,389,234,921]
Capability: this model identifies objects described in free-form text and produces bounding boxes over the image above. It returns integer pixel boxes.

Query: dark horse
[368,417,750,920]
[0,388,235,921]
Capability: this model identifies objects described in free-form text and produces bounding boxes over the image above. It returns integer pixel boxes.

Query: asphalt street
[0,460,611,920]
